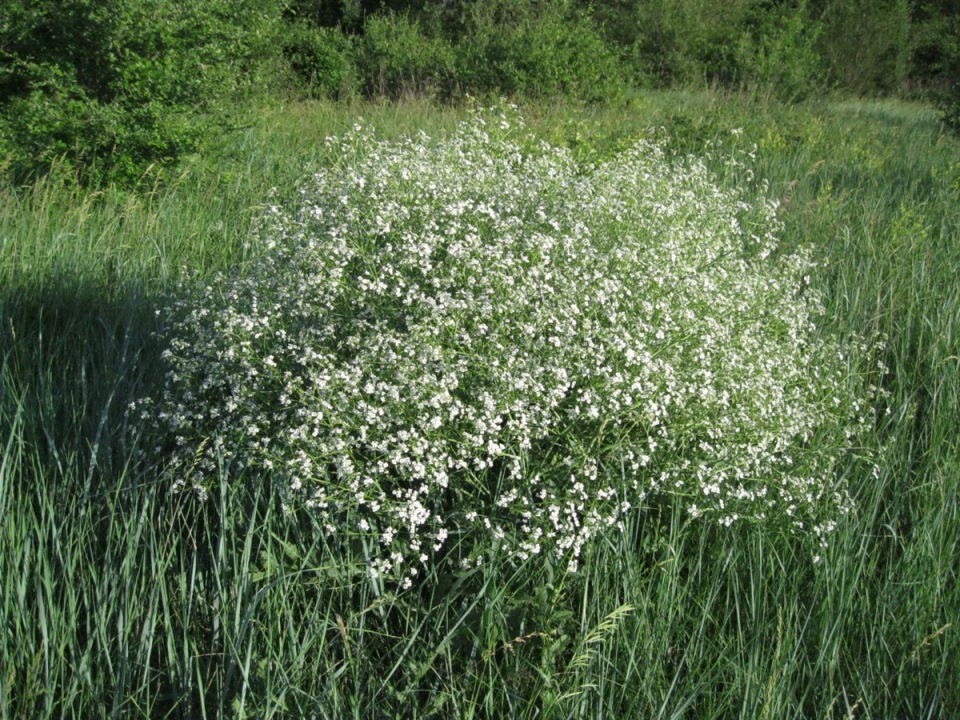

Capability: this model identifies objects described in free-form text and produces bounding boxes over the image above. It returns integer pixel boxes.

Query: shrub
[0,82,121,179]
[735,2,823,102]
[814,0,914,93]
[943,86,960,135]
[0,0,283,184]
[934,15,960,132]
[282,22,356,99]
[283,0,377,33]
[628,0,758,86]
[619,0,822,98]
[353,12,457,98]
[454,0,628,101]
[139,109,877,585]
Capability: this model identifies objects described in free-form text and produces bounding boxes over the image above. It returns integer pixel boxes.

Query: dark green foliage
[354,11,457,98]
[920,7,960,130]
[909,1,960,86]
[282,22,356,98]
[940,60,960,133]
[812,0,914,93]
[640,0,760,85]
[736,2,823,101]
[584,0,822,100]
[582,0,960,100]
[283,0,378,32]
[452,0,628,102]
[349,1,629,102]
[3,0,960,183]
[0,0,282,185]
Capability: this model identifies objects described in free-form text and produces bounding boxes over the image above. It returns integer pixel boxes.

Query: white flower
[142,106,878,583]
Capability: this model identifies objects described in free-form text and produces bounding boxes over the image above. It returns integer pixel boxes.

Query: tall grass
[1,93,958,718]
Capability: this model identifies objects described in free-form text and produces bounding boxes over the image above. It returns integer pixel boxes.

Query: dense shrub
[338,0,628,101]
[930,12,960,130]
[943,98,960,137]
[940,81,960,134]
[353,12,457,98]
[138,109,878,585]
[0,0,282,184]
[282,22,356,99]
[621,0,756,85]
[592,0,820,99]
[283,0,373,32]
[735,3,823,102]
[453,0,628,102]
[585,0,958,98]
[813,0,914,93]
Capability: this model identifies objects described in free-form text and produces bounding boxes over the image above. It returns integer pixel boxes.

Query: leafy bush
[626,0,755,86]
[614,0,821,98]
[814,0,914,93]
[354,12,457,98]
[0,0,282,184]
[735,3,823,102]
[943,86,960,135]
[346,0,628,101]
[282,22,356,99]
[933,14,960,132]
[139,109,877,585]
[454,0,628,101]
[283,0,371,32]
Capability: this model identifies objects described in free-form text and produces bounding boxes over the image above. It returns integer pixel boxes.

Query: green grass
[2,92,958,718]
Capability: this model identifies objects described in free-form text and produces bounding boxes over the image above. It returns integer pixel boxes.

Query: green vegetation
[0,0,282,185]
[1,1,959,718]
[2,91,958,718]
[3,0,960,186]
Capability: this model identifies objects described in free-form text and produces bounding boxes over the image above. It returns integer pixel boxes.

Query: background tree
[0,0,282,184]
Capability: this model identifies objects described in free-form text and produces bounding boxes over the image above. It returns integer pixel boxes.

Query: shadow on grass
[0,271,167,493]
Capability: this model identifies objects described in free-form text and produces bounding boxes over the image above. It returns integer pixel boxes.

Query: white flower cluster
[138,109,874,581]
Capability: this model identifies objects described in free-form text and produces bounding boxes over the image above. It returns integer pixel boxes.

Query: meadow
[1,91,958,718]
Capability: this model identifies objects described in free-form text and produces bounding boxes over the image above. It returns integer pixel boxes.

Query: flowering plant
[138,109,875,583]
